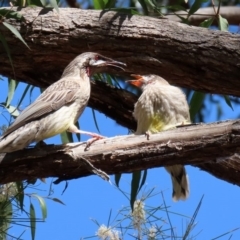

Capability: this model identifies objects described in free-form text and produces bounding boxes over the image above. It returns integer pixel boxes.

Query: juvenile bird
[0,52,126,153]
[127,74,190,201]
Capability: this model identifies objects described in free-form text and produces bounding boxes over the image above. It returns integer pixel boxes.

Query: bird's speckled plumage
[0,52,126,153]
[131,74,190,201]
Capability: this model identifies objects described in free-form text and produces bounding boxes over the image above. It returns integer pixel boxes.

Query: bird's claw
[145,131,150,140]
[84,134,106,151]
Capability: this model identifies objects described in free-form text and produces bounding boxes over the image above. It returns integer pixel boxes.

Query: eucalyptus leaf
[60,131,73,144]
[92,109,101,134]
[130,171,141,211]
[16,181,24,211]
[138,170,147,192]
[200,17,214,28]
[104,0,116,9]
[5,105,20,118]
[223,95,233,111]
[189,91,205,121]
[51,197,65,205]
[0,9,23,20]
[2,22,30,49]
[30,203,36,240]
[115,174,121,187]
[6,79,18,108]
[31,194,47,220]
[49,0,59,12]
[93,0,105,9]
[138,0,149,15]
[218,15,228,31]
[188,0,208,16]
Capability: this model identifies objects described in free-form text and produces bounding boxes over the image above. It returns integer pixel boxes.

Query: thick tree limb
[166,6,240,26]
[0,7,239,96]
[1,120,240,186]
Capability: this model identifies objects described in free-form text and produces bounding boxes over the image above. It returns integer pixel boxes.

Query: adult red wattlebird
[0,52,126,153]
[127,74,190,201]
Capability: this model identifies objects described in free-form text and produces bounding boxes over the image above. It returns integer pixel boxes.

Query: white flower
[96,225,120,240]
[132,199,146,230]
[148,226,157,240]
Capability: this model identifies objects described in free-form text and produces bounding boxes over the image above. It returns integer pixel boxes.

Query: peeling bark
[1,120,240,186]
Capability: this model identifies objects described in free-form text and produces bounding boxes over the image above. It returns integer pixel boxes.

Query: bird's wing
[3,80,80,137]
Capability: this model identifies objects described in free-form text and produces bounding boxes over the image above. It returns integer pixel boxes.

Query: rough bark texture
[0,7,239,95]
[1,120,240,186]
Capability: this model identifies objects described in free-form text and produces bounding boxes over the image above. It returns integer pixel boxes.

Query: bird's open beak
[92,58,126,71]
[126,74,144,87]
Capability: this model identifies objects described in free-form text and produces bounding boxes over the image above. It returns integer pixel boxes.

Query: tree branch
[0,7,239,97]
[1,120,240,186]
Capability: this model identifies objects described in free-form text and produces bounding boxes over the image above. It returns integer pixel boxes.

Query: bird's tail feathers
[165,165,190,201]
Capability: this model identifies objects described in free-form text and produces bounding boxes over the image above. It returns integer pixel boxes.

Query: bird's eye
[94,55,99,61]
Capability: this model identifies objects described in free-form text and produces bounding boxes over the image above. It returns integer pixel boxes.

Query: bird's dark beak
[126,74,144,87]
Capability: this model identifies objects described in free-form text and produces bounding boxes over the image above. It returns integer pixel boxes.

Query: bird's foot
[84,133,106,151]
[145,131,150,140]
[67,126,106,150]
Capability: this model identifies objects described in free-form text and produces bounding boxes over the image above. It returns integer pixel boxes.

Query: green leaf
[16,181,24,211]
[2,22,30,49]
[188,0,208,16]
[39,0,46,6]
[0,9,24,21]
[30,203,36,240]
[0,33,15,76]
[93,0,105,9]
[16,84,31,110]
[165,4,188,12]
[138,170,147,192]
[31,194,47,220]
[130,171,141,211]
[4,105,20,118]
[218,15,228,31]
[6,79,18,107]
[49,0,59,12]
[92,109,101,134]
[30,0,44,6]
[109,8,140,15]
[60,131,73,144]
[75,121,81,142]
[189,91,205,121]
[51,198,65,205]
[115,174,121,187]
[223,95,233,111]
[200,17,214,28]
[105,73,113,85]
[104,0,115,9]
[138,0,149,15]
